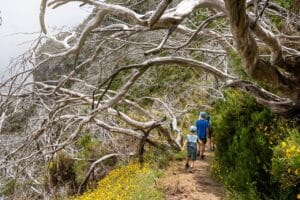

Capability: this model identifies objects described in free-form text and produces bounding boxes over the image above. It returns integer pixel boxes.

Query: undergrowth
[72,145,185,200]
[72,162,164,200]
[211,89,300,200]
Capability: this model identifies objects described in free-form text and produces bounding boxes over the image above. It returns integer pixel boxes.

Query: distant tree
[32,0,300,114]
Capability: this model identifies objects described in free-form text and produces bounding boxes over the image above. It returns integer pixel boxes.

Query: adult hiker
[182,125,198,170]
[207,114,214,151]
[196,111,209,159]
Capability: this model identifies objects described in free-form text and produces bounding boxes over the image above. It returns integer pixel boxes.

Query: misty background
[0,0,91,78]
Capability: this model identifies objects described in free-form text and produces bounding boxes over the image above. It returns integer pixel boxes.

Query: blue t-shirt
[196,119,208,139]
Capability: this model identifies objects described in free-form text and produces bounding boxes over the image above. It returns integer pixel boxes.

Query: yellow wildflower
[281,141,287,148]
[286,149,291,158]
[73,162,162,200]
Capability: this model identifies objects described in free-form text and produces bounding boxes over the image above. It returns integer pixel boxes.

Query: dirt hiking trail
[158,151,226,200]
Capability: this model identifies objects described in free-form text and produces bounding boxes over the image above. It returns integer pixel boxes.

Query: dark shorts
[187,145,197,160]
[199,138,207,144]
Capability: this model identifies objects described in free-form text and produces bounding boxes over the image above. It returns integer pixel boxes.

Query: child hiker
[182,125,198,169]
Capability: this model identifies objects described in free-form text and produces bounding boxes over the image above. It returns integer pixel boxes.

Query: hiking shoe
[200,155,205,159]
[185,163,190,169]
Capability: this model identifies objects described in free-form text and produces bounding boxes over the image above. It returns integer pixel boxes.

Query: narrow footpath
[157,151,226,200]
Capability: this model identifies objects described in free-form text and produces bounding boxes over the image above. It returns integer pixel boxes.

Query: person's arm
[206,127,209,138]
[182,139,187,151]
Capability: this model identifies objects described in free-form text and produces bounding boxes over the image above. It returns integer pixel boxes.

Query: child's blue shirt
[187,134,198,147]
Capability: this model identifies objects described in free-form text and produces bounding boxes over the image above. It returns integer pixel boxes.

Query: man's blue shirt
[196,119,208,139]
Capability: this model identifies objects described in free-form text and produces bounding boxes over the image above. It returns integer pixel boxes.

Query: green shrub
[45,151,77,196]
[271,130,300,199]
[1,179,19,196]
[211,89,298,199]
[47,151,76,188]
[73,134,112,184]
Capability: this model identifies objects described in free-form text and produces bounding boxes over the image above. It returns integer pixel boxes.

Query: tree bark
[224,0,300,109]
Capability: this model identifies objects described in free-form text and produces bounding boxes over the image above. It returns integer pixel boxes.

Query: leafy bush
[47,151,76,186]
[211,89,299,199]
[73,133,113,184]
[46,151,77,195]
[271,130,300,199]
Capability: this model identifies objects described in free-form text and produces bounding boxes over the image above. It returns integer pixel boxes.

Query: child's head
[189,125,196,134]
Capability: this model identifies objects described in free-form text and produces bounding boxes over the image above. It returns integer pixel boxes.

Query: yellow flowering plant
[271,129,300,199]
[72,162,164,200]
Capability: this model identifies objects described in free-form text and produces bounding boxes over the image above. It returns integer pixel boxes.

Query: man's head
[199,111,206,119]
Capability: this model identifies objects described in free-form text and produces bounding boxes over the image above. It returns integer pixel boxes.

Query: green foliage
[129,65,199,100]
[144,146,186,169]
[228,51,248,79]
[108,64,202,108]
[187,8,228,31]
[271,130,300,199]
[0,179,19,196]
[269,0,294,30]
[47,151,76,190]
[270,15,284,30]
[73,134,112,184]
[73,137,185,199]
[187,8,210,29]
[211,89,298,199]
[209,18,228,32]
[109,69,132,91]
[44,134,118,197]
[274,0,293,9]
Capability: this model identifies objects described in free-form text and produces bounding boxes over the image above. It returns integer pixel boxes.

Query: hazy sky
[0,0,91,75]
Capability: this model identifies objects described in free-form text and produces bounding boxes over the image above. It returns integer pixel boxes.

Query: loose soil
[157,151,226,200]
